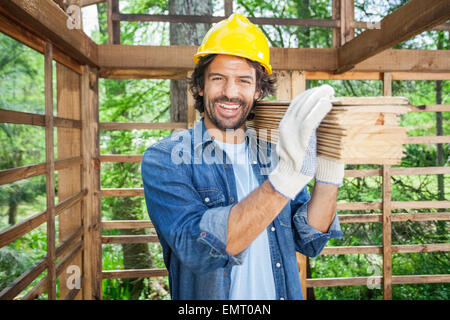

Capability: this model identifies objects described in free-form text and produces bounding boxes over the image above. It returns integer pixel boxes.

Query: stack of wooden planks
[249,96,410,164]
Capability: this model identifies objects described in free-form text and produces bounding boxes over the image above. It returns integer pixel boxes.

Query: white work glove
[269,85,335,199]
[316,156,345,186]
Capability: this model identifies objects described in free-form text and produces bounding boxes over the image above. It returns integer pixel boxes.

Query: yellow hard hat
[193,13,272,75]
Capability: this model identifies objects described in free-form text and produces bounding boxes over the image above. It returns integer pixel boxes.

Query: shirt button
[229,197,235,203]
[200,232,206,238]
[271,227,275,232]
[276,262,281,268]
[223,164,228,168]
[280,297,285,300]
[204,197,210,203]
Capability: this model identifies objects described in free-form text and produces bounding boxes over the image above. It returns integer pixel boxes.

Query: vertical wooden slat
[81,66,102,299]
[275,71,291,100]
[57,62,83,299]
[291,70,309,300]
[44,42,57,300]
[186,71,196,129]
[332,0,341,48]
[224,0,233,17]
[107,0,120,44]
[382,72,393,299]
[340,0,354,45]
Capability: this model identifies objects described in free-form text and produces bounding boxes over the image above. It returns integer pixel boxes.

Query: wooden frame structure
[0,0,449,300]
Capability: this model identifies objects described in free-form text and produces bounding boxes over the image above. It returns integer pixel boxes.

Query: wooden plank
[321,243,450,255]
[100,122,187,130]
[336,0,450,73]
[102,220,154,229]
[22,226,83,300]
[224,0,233,17]
[355,49,450,73]
[392,72,450,81]
[0,108,81,128]
[392,201,450,210]
[98,45,338,72]
[340,0,354,45]
[102,268,168,279]
[0,190,85,248]
[98,45,450,73]
[56,62,83,299]
[0,0,98,66]
[0,257,47,300]
[81,66,102,300]
[107,0,120,44]
[100,154,143,162]
[306,276,377,288]
[44,43,57,300]
[99,68,187,79]
[338,212,450,224]
[101,188,144,197]
[0,11,82,74]
[101,235,159,244]
[391,212,450,222]
[408,105,450,113]
[0,157,82,186]
[405,136,450,144]
[186,71,196,129]
[305,274,450,288]
[115,13,339,28]
[382,164,392,299]
[337,202,382,211]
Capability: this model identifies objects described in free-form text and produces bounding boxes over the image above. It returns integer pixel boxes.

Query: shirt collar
[192,117,260,163]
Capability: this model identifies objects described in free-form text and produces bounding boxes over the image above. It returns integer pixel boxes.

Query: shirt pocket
[197,188,226,208]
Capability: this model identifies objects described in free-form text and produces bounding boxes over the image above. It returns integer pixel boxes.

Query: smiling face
[200,55,260,135]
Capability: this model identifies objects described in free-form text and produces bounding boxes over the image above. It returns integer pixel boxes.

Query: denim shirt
[141,118,343,300]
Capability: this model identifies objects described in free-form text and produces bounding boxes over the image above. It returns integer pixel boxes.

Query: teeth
[218,103,240,110]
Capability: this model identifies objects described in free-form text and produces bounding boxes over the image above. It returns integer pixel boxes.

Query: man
[142,13,344,300]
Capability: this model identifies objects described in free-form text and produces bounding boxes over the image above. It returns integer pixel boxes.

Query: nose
[222,80,239,100]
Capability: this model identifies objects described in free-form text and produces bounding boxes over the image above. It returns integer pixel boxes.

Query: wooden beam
[115,13,340,28]
[336,0,450,73]
[56,62,83,299]
[98,45,450,73]
[0,0,98,66]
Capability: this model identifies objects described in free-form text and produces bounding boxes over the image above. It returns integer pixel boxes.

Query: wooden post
[292,71,309,300]
[44,42,57,300]
[340,0,354,46]
[224,0,233,17]
[81,66,102,299]
[382,72,393,299]
[107,0,120,44]
[186,71,196,129]
[57,62,82,299]
[277,70,309,300]
[332,0,341,48]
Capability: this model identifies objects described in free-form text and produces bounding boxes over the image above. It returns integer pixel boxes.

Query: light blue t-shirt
[214,139,276,300]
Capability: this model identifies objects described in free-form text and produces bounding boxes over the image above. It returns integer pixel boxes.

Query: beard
[204,95,255,131]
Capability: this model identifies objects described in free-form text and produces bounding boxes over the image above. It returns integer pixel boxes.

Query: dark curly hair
[187,54,276,120]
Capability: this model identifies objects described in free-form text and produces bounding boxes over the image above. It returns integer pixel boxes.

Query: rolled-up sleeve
[141,142,245,274]
[292,202,343,257]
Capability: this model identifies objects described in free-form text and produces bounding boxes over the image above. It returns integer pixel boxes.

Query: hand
[269,85,335,199]
[315,156,345,186]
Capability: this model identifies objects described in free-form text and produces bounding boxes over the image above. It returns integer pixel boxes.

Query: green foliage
[0,0,448,301]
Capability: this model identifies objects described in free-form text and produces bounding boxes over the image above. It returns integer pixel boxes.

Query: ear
[198,87,204,97]
[254,88,261,100]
